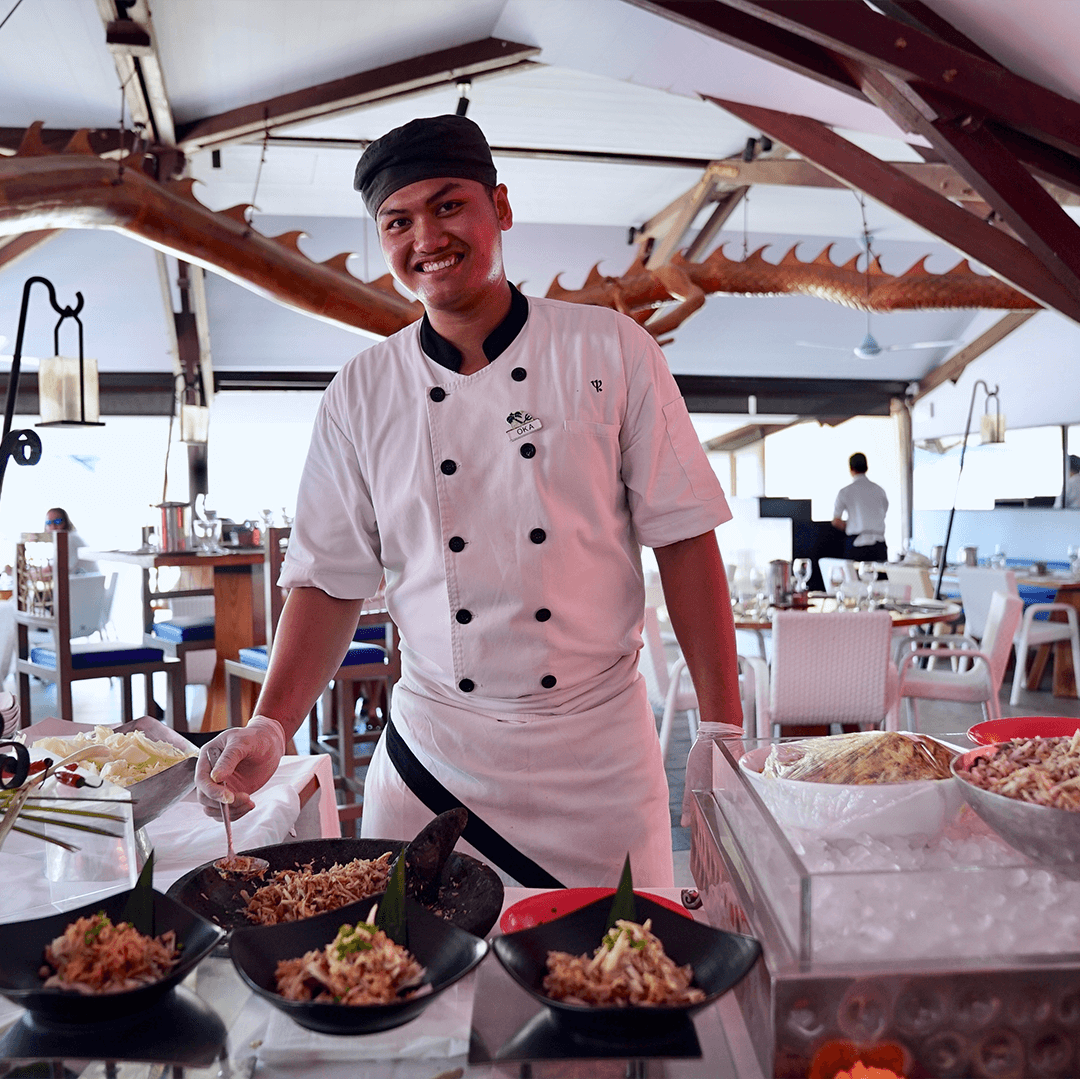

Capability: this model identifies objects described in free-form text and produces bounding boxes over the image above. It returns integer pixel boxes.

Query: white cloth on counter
[230,975,474,1067]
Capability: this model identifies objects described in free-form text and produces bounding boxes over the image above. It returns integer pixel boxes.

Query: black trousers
[845,538,887,562]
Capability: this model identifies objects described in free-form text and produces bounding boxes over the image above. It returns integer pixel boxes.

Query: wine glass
[857,561,876,608]
[828,566,846,609]
[1069,545,1079,576]
[792,558,811,593]
[261,508,275,531]
[281,507,294,528]
[749,567,767,617]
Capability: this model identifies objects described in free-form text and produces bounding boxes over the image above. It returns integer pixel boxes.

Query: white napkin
[243,975,475,1064]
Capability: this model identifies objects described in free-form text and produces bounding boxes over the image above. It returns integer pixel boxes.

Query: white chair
[897,590,1023,728]
[641,606,756,758]
[956,567,1080,705]
[742,610,899,739]
[884,564,934,600]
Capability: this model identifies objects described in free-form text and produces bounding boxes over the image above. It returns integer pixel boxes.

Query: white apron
[362,676,674,888]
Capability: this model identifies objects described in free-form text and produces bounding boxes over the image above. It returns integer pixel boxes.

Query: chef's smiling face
[377,177,512,317]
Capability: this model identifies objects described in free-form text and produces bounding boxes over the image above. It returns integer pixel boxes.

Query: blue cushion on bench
[31,642,165,670]
[353,623,388,642]
[238,646,269,670]
[152,617,215,643]
[339,644,386,667]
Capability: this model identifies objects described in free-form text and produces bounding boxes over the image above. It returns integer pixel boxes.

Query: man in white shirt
[1054,454,1080,509]
[832,452,889,562]
[194,114,743,888]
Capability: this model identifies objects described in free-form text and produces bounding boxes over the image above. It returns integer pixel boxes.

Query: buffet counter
[0,751,767,1078]
[689,732,1080,1079]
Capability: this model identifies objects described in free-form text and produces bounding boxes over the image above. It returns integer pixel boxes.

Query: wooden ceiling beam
[175,39,541,153]
[625,0,863,99]
[709,1,1080,160]
[96,0,175,146]
[706,97,1080,324]
[0,231,61,273]
[851,68,1080,298]
[916,311,1036,401]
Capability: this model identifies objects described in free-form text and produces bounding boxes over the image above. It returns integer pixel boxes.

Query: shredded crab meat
[274,905,424,1005]
[543,918,705,1008]
[241,854,393,925]
[961,732,1080,811]
[39,912,180,995]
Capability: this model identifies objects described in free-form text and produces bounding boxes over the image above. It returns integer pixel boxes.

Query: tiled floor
[11,655,1080,891]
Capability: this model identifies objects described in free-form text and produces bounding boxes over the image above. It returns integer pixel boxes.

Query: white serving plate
[738,745,963,841]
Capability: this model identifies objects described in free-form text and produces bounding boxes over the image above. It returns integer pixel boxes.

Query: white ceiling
[1,0,1079,434]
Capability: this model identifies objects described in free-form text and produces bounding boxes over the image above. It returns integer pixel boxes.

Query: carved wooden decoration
[0,125,1038,343]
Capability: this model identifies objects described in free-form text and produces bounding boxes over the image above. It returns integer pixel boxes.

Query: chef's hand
[680,721,745,827]
[196,715,288,819]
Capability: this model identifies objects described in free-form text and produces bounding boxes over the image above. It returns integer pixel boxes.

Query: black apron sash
[383,716,565,889]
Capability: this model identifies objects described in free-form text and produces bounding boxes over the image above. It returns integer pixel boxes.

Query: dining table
[732,595,962,633]
[85,547,266,731]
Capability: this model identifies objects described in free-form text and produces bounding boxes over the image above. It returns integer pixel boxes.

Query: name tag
[506,419,542,442]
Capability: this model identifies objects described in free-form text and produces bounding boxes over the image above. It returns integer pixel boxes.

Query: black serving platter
[491,893,761,1040]
[0,888,225,1024]
[229,891,488,1036]
[166,836,503,938]
[0,985,226,1066]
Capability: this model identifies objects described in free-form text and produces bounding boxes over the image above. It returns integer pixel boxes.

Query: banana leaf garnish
[121,850,155,935]
[606,853,637,928]
[376,851,408,948]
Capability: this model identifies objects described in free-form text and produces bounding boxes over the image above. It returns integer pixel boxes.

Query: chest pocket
[563,419,619,439]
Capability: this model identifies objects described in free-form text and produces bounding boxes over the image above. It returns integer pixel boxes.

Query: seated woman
[44,507,99,575]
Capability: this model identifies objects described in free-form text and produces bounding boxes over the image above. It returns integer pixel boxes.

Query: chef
[195,115,743,888]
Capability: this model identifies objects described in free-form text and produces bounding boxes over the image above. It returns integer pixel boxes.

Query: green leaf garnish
[606,853,636,928]
[375,852,408,947]
[121,849,155,935]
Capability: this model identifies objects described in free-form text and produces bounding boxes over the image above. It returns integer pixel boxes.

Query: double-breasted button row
[458,674,556,693]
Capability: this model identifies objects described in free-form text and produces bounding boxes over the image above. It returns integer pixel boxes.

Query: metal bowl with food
[491,892,760,1040]
[26,716,197,831]
[229,892,488,1036]
[0,888,224,1024]
[952,738,1080,869]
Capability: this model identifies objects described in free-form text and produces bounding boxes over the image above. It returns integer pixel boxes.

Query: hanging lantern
[179,402,210,444]
[37,354,103,427]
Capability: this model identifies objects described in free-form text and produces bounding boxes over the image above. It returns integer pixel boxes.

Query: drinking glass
[1069,545,1080,575]
[857,561,876,608]
[792,558,811,593]
[829,566,846,609]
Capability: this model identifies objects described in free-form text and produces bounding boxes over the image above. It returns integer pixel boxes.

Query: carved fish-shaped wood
[0,125,1039,343]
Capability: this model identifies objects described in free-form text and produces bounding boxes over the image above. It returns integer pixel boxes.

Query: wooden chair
[15,532,185,729]
[224,528,398,831]
[142,560,216,716]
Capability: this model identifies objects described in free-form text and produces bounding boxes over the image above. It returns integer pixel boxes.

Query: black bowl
[229,891,488,1035]
[491,893,761,1039]
[166,836,503,938]
[0,889,225,1023]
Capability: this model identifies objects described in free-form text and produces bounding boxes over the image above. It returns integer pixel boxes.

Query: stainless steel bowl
[952,745,1080,871]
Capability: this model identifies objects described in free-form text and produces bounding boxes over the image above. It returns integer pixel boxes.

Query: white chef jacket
[833,474,888,547]
[280,294,731,886]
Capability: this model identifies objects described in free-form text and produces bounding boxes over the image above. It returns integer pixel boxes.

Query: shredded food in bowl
[241,854,394,925]
[960,732,1080,810]
[39,912,180,994]
[32,727,194,787]
[275,909,424,1005]
[543,918,705,1007]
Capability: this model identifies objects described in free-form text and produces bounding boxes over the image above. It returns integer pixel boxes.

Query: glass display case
[689,733,1080,1079]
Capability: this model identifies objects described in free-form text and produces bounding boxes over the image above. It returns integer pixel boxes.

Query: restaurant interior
[3,2,1080,1077]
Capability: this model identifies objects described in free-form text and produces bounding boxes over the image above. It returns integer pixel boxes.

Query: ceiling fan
[797,194,961,361]
[796,324,961,361]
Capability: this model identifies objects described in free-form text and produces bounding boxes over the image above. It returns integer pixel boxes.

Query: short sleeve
[617,323,731,548]
[278,386,385,600]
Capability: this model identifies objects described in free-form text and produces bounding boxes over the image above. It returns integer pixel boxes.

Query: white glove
[195,715,288,819]
[680,721,745,827]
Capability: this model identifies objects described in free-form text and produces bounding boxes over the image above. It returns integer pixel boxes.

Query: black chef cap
[353,115,498,217]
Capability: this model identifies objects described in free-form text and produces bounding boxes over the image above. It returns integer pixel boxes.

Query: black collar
[419,284,529,373]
